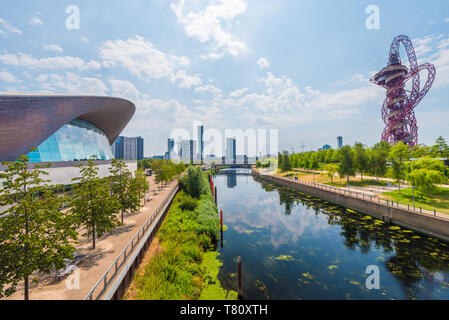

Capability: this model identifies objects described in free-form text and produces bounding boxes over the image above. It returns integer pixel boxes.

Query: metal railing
[84,183,179,300]
[256,171,449,221]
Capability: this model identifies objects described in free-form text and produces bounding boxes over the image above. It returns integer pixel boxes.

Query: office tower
[197,125,204,163]
[167,138,175,160]
[337,136,343,149]
[226,137,236,164]
[113,136,143,160]
[180,140,196,164]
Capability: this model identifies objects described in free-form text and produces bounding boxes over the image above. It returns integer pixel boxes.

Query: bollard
[237,256,243,299]
[220,209,223,231]
[214,187,217,205]
[220,230,223,249]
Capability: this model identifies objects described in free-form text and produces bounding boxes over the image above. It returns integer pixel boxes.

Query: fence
[84,184,179,300]
[256,171,449,221]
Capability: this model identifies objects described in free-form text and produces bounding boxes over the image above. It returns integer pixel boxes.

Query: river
[215,169,449,300]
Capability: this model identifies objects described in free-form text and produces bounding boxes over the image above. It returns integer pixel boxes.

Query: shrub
[179,195,198,211]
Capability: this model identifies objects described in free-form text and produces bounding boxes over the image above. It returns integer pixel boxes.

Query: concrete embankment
[254,171,449,243]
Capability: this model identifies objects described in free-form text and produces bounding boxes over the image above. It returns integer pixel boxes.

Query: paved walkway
[3,177,178,300]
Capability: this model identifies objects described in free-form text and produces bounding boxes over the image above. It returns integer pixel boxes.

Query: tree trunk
[92,223,96,249]
[121,209,124,224]
[24,276,29,300]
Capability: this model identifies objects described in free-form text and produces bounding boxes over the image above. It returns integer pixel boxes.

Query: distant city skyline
[0,1,449,156]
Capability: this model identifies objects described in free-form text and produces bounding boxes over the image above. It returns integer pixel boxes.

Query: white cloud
[230,88,248,98]
[0,18,22,37]
[171,0,248,58]
[43,44,63,53]
[38,72,108,95]
[412,34,449,88]
[257,57,270,69]
[99,36,201,88]
[195,84,222,97]
[445,18,449,23]
[29,16,43,26]
[0,51,101,71]
[333,73,369,86]
[0,71,18,83]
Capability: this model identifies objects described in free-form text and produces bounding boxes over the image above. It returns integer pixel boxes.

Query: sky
[0,0,448,157]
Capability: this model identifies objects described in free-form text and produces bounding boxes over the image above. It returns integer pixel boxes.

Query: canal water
[215,169,449,300]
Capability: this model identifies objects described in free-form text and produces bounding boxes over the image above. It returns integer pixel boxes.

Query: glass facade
[27,119,113,162]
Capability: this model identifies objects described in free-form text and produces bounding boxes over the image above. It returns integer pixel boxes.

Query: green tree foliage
[434,136,449,157]
[281,151,292,172]
[325,163,338,184]
[109,159,138,224]
[338,146,356,183]
[390,158,406,193]
[277,152,284,171]
[368,143,389,180]
[0,155,77,299]
[390,141,410,163]
[71,160,121,249]
[131,169,150,210]
[406,169,445,199]
[179,166,206,199]
[353,142,369,182]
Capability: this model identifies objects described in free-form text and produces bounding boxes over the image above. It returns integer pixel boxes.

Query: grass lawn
[326,179,389,188]
[381,187,449,214]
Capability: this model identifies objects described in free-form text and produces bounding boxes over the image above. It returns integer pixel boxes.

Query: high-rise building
[180,140,196,164]
[197,125,204,163]
[137,136,144,161]
[112,136,144,160]
[337,136,343,149]
[167,138,175,160]
[226,137,236,164]
[322,144,332,151]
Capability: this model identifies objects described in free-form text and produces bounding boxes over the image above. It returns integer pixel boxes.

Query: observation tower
[371,35,436,147]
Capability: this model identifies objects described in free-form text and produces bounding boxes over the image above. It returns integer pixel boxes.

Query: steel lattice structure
[371,35,436,147]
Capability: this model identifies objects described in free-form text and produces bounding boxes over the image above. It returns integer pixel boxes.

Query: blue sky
[0,0,448,156]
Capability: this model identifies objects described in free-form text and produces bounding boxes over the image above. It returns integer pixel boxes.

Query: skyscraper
[226,137,236,164]
[180,140,196,164]
[197,125,204,163]
[112,136,144,160]
[337,136,343,149]
[167,138,175,160]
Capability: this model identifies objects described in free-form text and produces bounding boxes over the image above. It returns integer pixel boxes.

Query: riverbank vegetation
[126,167,237,300]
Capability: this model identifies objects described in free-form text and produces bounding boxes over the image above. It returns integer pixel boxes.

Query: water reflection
[215,171,449,300]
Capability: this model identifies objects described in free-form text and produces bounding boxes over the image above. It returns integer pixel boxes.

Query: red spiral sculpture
[371,35,436,147]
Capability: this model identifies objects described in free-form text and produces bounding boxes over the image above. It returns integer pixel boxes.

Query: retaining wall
[255,172,449,243]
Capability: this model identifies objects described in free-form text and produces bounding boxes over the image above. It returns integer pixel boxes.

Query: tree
[354,142,369,182]
[309,153,319,182]
[282,151,292,172]
[389,141,410,193]
[338,146,356,184]
[179,166,205,198]
[131,169,149,210]
[0,155,77,300]
[369,142,389,180]
[109,159,138,224]
[325,163,338,184]
[390,158,405,193]
[434,136,449,157]
[390,141,410,163]
[277,152,284,172]
[71,159,120,249]
[406,169,445,199]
